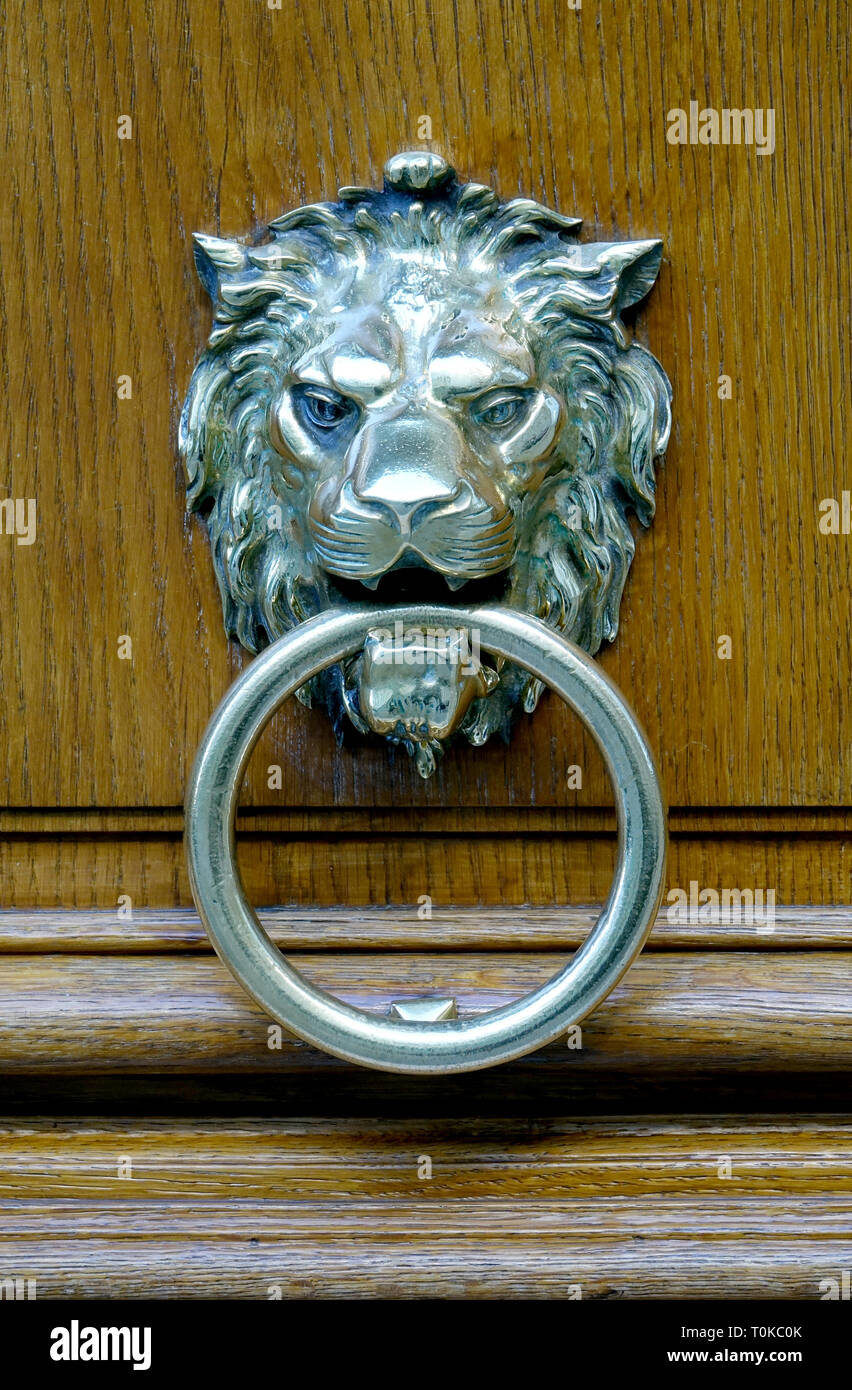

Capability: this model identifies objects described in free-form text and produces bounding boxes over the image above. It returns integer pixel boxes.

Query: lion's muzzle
[308,403,516,585]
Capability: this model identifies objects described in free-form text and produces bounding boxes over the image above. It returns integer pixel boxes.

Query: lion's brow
[296,352,396,400]
[428,352,532,397]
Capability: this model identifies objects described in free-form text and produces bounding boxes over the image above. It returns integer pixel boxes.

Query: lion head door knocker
[182,152,672,1074]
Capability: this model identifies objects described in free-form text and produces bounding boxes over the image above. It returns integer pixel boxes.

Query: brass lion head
[180,152,671,775]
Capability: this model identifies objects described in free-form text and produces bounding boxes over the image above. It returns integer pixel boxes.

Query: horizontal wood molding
[0,1118,850,1297]
[1,834,849,907]
[0,952,849,1075]
[1,905,850,953]
[2,1116,850,1200]
[3,807,851,833]
[2,1208,846,1298]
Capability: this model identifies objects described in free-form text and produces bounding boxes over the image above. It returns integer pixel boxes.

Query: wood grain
[2,1116,850,1199]
[0,952,849,1073]
[1,830,849,907]
[0,1119,849,1297]
[1,904,851,953]
[6,806,852,834]
[1,1224,846,1299]
[0,0,849,815]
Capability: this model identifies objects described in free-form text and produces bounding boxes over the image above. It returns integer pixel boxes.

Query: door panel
[1,0,849,826]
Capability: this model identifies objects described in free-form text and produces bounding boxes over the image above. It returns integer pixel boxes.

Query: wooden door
[1,0,850,1299]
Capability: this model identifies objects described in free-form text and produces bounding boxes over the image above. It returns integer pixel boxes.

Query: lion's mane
[180,173,671,745]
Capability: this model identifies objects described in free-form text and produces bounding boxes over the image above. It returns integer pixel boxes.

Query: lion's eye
[472,392,527,430]
[299,387,354,429]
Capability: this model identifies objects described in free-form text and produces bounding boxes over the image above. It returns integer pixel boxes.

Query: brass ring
[186,604,666,1074]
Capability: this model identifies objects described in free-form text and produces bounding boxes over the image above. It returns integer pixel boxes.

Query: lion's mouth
[328,565,511,609]
[333,563,508,774]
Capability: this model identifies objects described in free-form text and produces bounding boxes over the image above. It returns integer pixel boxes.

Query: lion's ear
[571,238,664,316]
[192,233,250,303]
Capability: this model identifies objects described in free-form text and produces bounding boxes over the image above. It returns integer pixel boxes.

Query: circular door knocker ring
[186,603,666,1075]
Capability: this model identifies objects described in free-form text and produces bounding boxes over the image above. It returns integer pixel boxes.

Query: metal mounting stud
[388,997,458,1022]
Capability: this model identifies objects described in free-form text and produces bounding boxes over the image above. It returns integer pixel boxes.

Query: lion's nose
[350,409,463,530]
